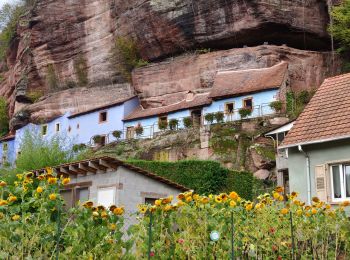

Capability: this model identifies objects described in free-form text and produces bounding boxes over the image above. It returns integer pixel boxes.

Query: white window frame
[97,187,116,207]
[330,164,350,202]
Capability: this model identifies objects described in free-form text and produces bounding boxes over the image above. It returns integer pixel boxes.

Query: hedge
[127,160,229,194]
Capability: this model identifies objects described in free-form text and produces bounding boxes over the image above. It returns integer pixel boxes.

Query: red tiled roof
[209,62,288,99]
[32,156,189,191]
[68,95,137,119]
[0,133,15,142]
[124,93,211,121]
[281,73,350,148]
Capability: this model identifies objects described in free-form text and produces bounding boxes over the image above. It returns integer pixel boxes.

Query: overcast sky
[0,0,20,9]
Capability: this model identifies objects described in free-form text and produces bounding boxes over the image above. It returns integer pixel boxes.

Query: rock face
[133,45,340,107]
[0,0,336,125]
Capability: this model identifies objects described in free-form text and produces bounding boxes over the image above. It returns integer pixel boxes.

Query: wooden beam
[60,167,69,174]
[99,159,118,170]
[78,163,97,174]
[88,161,107,171]
[69,165,86,175]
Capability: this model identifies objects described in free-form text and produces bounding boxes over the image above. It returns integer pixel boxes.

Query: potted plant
[204,113,215,124]
[158,120,168,131]
[269,100,283,113]
[112,130,122,139]
[169,119,179,130]
[239,108,252,119]
[135,124,144,136]
[183,117,193,128]
[72,143,87,153]
[93,135,103,145]
[214,111,224,123]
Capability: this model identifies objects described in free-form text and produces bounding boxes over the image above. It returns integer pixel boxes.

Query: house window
[41,125,48,136]
[243,97,253,109]
[330,164,350,201]
[61,185,90,209]
[158,116,168,125]
[224,102,235,114]
[61,189,74,209]
[68,126,72,133]
[99,111,108,123]
[145,197,158,205]
[126,126,135,139]
[3,143,8,151]
[76,187,89,203]
[97,187,116,207]
[77,123,80,129]
[55,123,60,132]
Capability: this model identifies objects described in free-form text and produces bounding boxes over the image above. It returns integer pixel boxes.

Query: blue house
[123,93,211,139]
[205,61,289,123]
[0,134,16,167]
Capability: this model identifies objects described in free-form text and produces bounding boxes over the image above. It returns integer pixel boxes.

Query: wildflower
[48,177,57,185]
[296,209,303,216]
[138,205,148,214]
[25,172,33,179]
[62,178,70,185]
[16,174,23,180]
[185,196,193,203]
[280,208,289,215]
[162,196,173,204]
[201,197,209,204]
[8,195,17,203]
[325,204,331,210]
[109,205,116,212]
[275,186,284,193]
[83,201,93,208]
[255,203,262,210]
[245,203,253,211]
[155,199,162,206]
[12,215,20,221]
[230,200,237,207]
[311,208,317,215]
[113,207,124,216]
[36,187,43,193]
[0,181,7,187]
[149,251,155,257]
[46,167,53,175]
[0,200,8,206]
[49,194,57,201]
[177,193,185,200]
[341,200,350,207]
[219,193,228,202]
[97,205,106,211]
[229,191,239,200]
[37,174,46,181]
[289,191,298,199]
[101,211,108,218]
[177,238,184,244]
[273,192,280,200]
[278,195,284,201]
[215,196,223,203]
[92,211,99,217]
[312,197,320,203]
[109,223,116,231]
[164,205,172,212]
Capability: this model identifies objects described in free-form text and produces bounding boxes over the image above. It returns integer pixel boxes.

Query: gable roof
[68,95,137,119]
[124,93,211,121]
[281,73,350,148]
[209,62,288,100]
[32,156,189,191]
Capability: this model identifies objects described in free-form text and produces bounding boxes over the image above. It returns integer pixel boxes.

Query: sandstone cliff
[0,0,338,127]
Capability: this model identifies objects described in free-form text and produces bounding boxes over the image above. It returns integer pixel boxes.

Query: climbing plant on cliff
[0,2,25,61]
[0,97,9,137]
[329,0,350,71]
[111,37,148,81]
[74,54,88,86]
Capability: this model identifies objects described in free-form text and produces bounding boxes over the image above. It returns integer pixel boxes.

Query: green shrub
[0,97,9,137]
[183,117,193,128]
[16,130,76,171]
[269,100,283,112]
[74,54,88,86]
[111,37,148,81]
[158,120,168,131]
[72,143,87,153]
[168,119,179,130]
[26,90,44,103]
[238,108,252,119]
[135,125,144,136]
[204,113,215,124]
[92,135,103,144]
[128,160,229,194]
[225,170,262,200]
[329,0,350,53]
[214,111,224,123]
[112,130,122,139]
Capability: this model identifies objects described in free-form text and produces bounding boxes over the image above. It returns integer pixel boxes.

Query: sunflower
[12,215,20,221]
[36,186,43,193]
[219,193,228,202]
[92,211,99,217]
[97,205,106,211]
[229,191,239,200]
[245,203,253,211]
[101,211,108,219]
[109,223,117,231]
[113,207,124,216]
[47,177,57,185]
[289,191,298,199]
[312,197,320,203]
[62,178,70,185]
[8,195,17,203]
[177,193,185,200]
[83,201,94,208]
[201,197,210,204]
[185,196,193,203]
[311,208,317,215]
[255,203,262,210]
[37,174,46,181]
[0,200,8,206]
[280,208,289,215]
[164,205,172,212]
[272,192,280,200]
[215,196,223,203]
[138,205,148,214]
[325,204,331,210]
[109,205,117,212]
[340,200,350,207]
[230,200,237,207]
[296,209,303,216]
[149,206,157,212]
[25,172,33,179]
[0,181,6,187]
[46,167,53,175]
[49,194,57,201]
[275,186,284,193]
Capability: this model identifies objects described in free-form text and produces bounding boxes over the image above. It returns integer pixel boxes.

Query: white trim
[280,134,350,149]
[330,163,350,202]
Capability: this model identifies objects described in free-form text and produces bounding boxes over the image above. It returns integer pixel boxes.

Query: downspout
[298,145,311,205]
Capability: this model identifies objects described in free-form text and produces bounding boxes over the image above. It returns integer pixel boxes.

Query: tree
[329,0,350,52]
[0,97,9,136]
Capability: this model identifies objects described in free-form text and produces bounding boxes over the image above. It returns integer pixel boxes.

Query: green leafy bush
[168,119,179,130]
[135,125,144,136]
[111,37,148,81]
[214,111,224,123]
[92,135,103,144]
[72,143,87,153]
[112,130,122,139]
[204,113,215,124]
[182,117,193,128]
[16,130,76,171]
[158,120,168,131]
[269,100,283,112]
[238,108,252,119]
[0,97,9,137]
[329,0,350,53]
[128,160,229,194]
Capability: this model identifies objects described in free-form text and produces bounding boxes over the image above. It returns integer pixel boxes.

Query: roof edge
[279,134,350,149]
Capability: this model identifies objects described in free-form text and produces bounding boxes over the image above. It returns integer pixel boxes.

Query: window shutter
[315,165,328,202]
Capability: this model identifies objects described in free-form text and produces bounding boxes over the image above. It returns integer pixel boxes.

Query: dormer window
[42,125,48,136]
[99,111,107,123]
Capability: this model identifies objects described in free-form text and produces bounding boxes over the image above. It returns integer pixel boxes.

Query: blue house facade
[0,135,16,167]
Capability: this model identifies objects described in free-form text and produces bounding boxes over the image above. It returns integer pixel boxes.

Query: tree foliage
[329,0,350,53]
[0,97,9,137]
